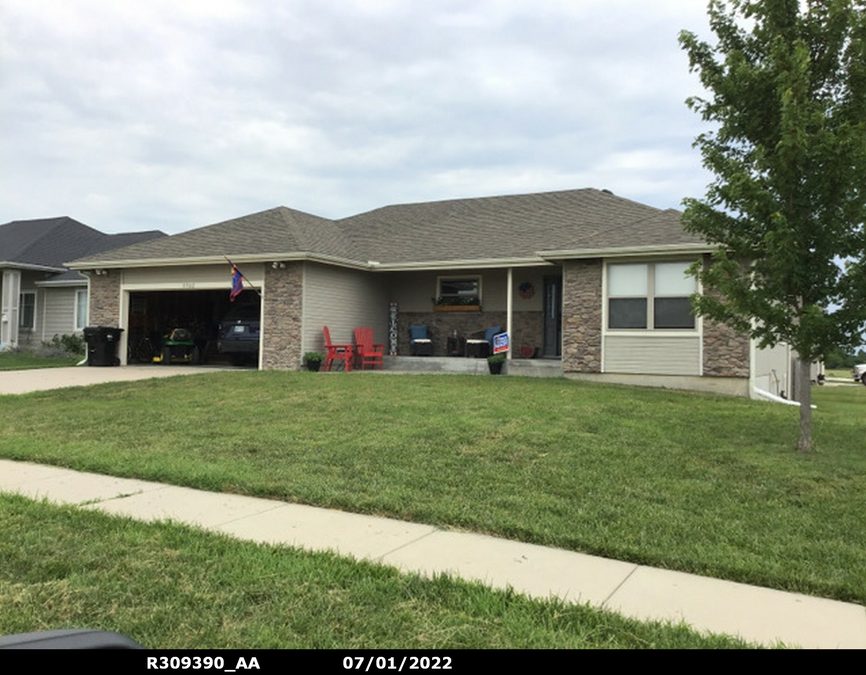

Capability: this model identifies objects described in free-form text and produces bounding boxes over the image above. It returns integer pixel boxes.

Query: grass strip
[0,352,81,370]
[0,494,753,649]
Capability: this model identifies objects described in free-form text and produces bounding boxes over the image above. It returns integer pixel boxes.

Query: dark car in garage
[217,303,260,366]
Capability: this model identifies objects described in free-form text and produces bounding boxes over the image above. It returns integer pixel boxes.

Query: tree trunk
[797,356,812,453]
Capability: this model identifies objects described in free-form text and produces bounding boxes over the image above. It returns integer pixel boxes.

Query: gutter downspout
[753,387,816,409]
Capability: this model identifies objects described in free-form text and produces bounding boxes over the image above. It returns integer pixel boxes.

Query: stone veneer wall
[88,272,121,327]
[702,317,750,377]
[261,263,303,370]
[561,259,602,373]
[697,256,751,378]
[397,311,543,356]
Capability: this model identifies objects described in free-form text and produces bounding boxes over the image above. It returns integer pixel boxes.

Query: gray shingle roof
[1,217,103,268]
[339,189,702,264]
[0,217,165,269]
[70,189,706,268]
[74,207,355,264]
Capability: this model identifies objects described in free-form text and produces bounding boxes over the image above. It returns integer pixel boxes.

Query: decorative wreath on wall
[518,282,535,300]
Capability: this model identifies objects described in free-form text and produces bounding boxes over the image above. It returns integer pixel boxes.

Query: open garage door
[119,263,264,368]
[126,289,260,367]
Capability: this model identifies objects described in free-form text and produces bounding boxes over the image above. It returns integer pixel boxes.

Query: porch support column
[1,269,22,348]
[506,266,513,360]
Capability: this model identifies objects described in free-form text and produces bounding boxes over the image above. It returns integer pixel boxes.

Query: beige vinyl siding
[302,263,389,353]
[387,268,549,313]
[389,270,498,312]
[40,287,78,339]
[752,341,793,397]
[604,334,701,376]
[122,264,263,290]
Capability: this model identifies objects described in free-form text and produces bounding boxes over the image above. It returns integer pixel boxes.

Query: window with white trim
[607,262,695,330]
[18,292,35,329]
[75,290,88,331]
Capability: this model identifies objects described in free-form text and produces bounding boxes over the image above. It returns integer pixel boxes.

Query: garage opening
[126,289,260,367]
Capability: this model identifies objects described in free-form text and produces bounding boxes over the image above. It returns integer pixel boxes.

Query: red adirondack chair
[353,327,385,370]
[322,326,354,371]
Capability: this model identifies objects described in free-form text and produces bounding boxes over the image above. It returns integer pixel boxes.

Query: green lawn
[0,494,750,649]
[826,368,861,380]
[1,372,864,606]
[0,351,81,370]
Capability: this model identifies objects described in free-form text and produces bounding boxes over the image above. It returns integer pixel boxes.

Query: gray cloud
[1,0,716,234]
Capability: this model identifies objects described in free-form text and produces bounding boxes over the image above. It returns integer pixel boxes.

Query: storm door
[543,276,562,357]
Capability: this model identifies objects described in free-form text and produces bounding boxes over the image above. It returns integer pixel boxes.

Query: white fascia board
[35,278,87,288]
[68,254,555,273]
[0,261,67,273]
[538,243,714,261]
[67,252,370,271]
[370,257,553,272]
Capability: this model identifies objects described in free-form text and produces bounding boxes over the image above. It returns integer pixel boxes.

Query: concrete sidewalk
[1,459,864,649]
[0,365,233,395]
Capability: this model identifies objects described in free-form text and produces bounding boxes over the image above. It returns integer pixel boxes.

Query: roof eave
[67,252,371,271]
[0,261,68,273]
[35,278,87,287]
[370,257,554,271]
[68,253,557,272]
[538,243,714,261]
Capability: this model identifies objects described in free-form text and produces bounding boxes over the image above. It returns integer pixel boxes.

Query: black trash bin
[83,326,124,366]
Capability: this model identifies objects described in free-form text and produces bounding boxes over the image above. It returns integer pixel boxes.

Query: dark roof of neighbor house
[0,216,165,273]
[70,189,707,268]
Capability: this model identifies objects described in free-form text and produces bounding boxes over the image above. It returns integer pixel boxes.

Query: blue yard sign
[492,332,509,355]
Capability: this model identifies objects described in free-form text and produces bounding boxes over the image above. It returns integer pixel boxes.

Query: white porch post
[1,269,22,348]
[506,266,513,360]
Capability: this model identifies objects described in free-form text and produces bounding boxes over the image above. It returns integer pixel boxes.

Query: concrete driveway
[0,365,232,395]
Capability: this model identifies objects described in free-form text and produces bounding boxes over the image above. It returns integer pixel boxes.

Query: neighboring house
[0,217,165,350]
[69,188,778,397]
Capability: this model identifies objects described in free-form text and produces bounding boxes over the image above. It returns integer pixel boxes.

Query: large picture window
[435,276,481,305]
[608,262,695,330]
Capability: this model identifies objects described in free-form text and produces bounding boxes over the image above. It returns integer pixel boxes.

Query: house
[0,217,165,350]
[68,188,770,396]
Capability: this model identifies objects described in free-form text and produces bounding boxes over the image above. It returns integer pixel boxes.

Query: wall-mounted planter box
[433,305,481,313]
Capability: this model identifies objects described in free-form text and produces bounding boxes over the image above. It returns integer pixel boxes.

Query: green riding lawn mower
[155,328,204,365]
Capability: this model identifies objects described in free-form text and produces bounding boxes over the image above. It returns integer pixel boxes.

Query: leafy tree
[824,344,861,368]
[679,0,866,452]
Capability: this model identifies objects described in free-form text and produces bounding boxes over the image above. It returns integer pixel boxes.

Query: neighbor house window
[436,276,481,305]
[607,262,695,330]
[75,290,88,331]
[18,292,35,329]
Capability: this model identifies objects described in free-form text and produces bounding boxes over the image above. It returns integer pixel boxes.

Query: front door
[543,276,562,357]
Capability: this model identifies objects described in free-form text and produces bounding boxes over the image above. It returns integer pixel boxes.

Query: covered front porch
[384,265,564,362]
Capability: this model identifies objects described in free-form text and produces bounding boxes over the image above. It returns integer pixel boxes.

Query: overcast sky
[1,1,718,235]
